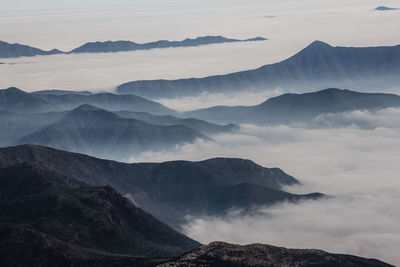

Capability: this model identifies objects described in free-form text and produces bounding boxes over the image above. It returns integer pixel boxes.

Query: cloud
[127,108,400,265]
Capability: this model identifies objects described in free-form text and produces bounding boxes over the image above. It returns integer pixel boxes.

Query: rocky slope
[160,241,394,267]
[0,163,200,259]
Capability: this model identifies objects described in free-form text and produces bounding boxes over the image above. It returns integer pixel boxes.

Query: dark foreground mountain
[0,145,323,229]
[16,105,205,160]
[0,36,266,58]
[0,164,200,261]
[185,89,400,124]
[161,241,393,267]
[0,87,173,114]
[117,41,400,99]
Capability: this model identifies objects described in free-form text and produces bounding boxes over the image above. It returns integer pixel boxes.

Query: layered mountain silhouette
[0,163,200,263]
[16,105,206,160]
[0,145,323,229]
[0,36,266,58]
[0,87,173,114]
[161,241,393,267]
[116,110,237,135]
[185,89,400,124]
[117,41,400,98]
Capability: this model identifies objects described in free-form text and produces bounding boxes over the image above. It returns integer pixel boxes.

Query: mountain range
[0,145,323,229]
[0,36,266,58]
[117,41,400,99]
[184,88,400,124]
[16,105,206,160]
[0,162,391,266]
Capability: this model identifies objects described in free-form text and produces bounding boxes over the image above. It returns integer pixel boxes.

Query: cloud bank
[128,108,400,265]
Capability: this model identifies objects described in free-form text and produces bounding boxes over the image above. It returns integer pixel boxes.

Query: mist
[127,108,400,265]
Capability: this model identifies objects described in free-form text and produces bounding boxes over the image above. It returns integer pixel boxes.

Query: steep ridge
[117,41,400,99]
[0,145,323,229]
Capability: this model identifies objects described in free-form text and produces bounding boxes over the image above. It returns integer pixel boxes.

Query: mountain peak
[72,104,101,112]
[2,87,24,93]
[306,40,333,49]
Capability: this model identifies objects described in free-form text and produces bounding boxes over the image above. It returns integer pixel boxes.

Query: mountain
[71,36,267,54]
[0,36,266,58]
[16,105,205,160]
[375,6,398,11]
[0,145,323,229]
[161,241,393,267]
[0,87,59,113]
[0,40,61,58]
[184,89,400,124]
[0,87,173,114]
[0,163,200,262]
[32,89,92,95]
[116,110,238,135]
[116,41,400,99]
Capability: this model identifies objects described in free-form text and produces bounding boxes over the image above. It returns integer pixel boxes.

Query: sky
[0,0,399,94]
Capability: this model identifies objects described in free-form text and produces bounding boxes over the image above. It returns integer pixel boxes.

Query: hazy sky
[1,0,399,93]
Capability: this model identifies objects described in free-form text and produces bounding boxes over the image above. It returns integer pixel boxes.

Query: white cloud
[127,108,400,265]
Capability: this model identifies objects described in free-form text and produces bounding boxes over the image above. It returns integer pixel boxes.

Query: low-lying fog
[128,108,400,265]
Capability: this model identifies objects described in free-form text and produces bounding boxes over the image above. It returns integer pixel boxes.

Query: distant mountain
[71,36,267,54]
[0,87,173,114]
[117,41,400,99]
[0,163,200,262]
[32,89,92,95]
[375,6,398,11]
[116,110,237,135]
[161,241,393,267]
[0,40,61,58]
[0,87,58,113]
[0,145,323,229]
[0,36,266,58]
[16,105,205,160]
[185,89,400,124]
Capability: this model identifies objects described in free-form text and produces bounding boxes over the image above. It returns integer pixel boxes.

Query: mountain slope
[0,87,59,113]
[0,163,200,259]
[161,241,393,267]
[0,145,322,229]
[16,105,205,160]
[185,89,400,124]
[116,41,400,99]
